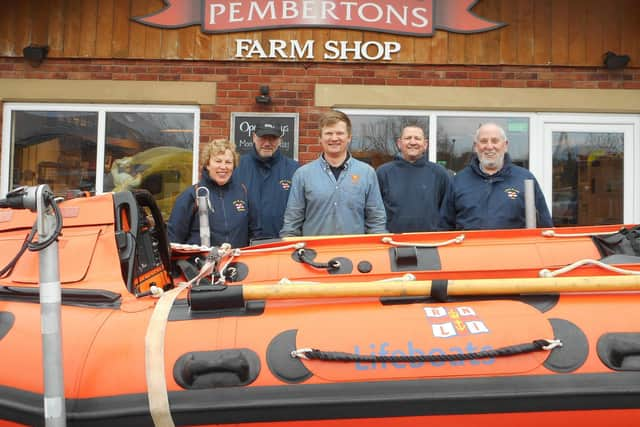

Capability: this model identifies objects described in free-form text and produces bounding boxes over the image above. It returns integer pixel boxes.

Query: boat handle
[296,248,341,271]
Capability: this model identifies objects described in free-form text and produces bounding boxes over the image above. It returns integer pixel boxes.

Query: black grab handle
[295,248,341,271]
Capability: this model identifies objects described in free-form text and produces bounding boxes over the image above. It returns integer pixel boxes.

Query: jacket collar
[320,152,352,170]
[250,146,282,168]
[201,166,232,189]
[395,152,427,167]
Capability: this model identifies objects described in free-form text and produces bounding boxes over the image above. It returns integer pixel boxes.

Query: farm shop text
[235,39,401,61]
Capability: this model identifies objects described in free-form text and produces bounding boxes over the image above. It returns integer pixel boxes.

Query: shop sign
[135,0,504,61]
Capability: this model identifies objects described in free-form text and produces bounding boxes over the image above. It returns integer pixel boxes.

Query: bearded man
[440,123,552,230]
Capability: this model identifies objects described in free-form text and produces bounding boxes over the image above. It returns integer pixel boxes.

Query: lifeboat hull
[1,191,640,426]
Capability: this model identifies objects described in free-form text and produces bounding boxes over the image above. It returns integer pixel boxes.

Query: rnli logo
[233,200,247,212]
[279,179,291,191]
[504,187,520,200]
[424,306,489,339]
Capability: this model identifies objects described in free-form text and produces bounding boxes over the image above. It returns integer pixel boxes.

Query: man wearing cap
[233,121,299,239]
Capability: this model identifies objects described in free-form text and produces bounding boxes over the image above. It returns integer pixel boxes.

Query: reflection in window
[552,131,623,226]
[11,111,98,194]
[349,115,428,168]
[104,112,194,218]
[436,117,530,172]
[8,107,197,220]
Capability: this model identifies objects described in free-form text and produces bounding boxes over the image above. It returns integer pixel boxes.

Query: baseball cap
[255,122,281,137]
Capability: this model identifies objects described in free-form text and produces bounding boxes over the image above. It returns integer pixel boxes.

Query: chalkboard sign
[230,112,299,160]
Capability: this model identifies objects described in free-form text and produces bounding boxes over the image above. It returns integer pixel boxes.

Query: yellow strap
[145,283,190,427]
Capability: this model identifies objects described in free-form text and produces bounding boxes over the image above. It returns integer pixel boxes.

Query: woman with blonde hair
[168,139,262,247]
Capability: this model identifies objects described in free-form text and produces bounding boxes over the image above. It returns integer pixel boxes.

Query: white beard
[478,152,505,173]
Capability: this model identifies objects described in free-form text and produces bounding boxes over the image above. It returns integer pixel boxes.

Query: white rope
[541,229,618,238]
[170,241,306,254]
[382,234,465,247]
[539,259,640,277]
[276,274,416,286]
[236,242,306,254]
[278,278,322,285]
[377,273,416,282]
[170,242,211,252]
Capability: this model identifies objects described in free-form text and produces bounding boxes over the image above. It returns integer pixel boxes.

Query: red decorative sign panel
[134,0,504,36]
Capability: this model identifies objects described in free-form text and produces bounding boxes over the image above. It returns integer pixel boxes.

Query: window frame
[341,109,536,169]
[341,108,640,224]
[538,113,640,224]
[1,102,200,197]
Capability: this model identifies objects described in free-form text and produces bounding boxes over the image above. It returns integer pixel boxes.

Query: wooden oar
[241,275,640,301]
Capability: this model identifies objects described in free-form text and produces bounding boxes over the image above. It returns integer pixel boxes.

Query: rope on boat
[377,273,416,282]
[382,234,465,247]
[291,339,562,363]
[170,242,212,252]
[170,241,306,254]
[541,229,618,238]
[539,259,640,277]
[238,242,306,254]
[277,274,416,286]
[278,278,323,285]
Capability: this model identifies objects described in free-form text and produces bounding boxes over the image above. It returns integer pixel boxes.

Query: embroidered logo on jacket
[504,187,520,200]
[233,200,247,212]
[279,179,291,190]
[351,174,360,183]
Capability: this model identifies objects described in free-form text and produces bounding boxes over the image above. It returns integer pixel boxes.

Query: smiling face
[397,126,427,162]
[474,123,508,175]
[253,133,281,158]
[320,120,351,163]
[205,149,235,186]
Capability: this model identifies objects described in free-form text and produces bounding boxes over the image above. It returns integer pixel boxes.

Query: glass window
[349,115,428,168]
[3,104,198,220]
[436,116,530,173]
[104,112,195,218]
[11,111,99,194]
[552,131,623,226]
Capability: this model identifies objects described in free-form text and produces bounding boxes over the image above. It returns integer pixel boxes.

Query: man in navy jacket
[233,121,299,239]
[377,124,452,232]
[440,123,553,230]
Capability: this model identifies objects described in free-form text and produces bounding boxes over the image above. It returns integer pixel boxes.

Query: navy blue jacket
[167,168,262,248]
[440,154,553,230]
[233,148,299,238]
[376,155,453,232]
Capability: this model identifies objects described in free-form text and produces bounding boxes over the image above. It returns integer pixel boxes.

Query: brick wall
[1,57,639,163]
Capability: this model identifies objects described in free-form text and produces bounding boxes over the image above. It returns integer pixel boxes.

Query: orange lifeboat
[1,187,640,427]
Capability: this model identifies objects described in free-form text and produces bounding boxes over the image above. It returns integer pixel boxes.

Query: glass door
[541,118,638,226]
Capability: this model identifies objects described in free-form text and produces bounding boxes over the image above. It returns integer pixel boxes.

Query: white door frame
[538,114,640,224]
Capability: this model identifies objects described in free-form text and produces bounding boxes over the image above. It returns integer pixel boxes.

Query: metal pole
[196,186,211,247]
[34,186,66,427]
[524,179,536,229]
